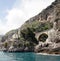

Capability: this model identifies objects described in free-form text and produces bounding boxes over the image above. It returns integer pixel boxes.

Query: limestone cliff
[0,0,60,53]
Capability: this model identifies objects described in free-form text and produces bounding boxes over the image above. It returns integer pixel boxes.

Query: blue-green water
[0,52,60,61]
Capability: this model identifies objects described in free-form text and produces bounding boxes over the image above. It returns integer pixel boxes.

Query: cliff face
[0,0,60,53]
[20,0,60,32]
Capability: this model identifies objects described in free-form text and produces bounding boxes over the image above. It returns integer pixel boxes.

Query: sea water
[0,52,60,61]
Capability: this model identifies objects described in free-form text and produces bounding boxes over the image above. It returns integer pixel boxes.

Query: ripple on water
[0,52,60,61]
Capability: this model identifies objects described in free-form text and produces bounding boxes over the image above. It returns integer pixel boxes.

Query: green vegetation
[19,21,53,46]
[22,21,53,33]
[24,41,30,47]
[4,42,8,48]
[2,20,53,50]
[20,28,38,45]
[38,33,48,42]
[18,43,23,47]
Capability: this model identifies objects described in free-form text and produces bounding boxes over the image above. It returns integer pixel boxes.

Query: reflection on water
[0,52,60,61]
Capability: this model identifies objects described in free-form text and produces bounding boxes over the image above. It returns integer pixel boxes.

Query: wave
[36,53,60,56]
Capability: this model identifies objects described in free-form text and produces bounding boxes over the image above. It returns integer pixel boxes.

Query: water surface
[0,52,60,61]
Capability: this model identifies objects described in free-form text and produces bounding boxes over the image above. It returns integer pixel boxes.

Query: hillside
[0,0,60,54]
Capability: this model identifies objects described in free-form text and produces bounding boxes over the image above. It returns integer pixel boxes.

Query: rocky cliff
[0,0,60,54]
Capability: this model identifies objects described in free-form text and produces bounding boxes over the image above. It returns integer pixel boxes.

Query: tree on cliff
[20,28,38,44]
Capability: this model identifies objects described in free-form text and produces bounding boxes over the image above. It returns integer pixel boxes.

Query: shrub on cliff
[20,27,38,44]
[22,21,53,33]
[4,42,8,48]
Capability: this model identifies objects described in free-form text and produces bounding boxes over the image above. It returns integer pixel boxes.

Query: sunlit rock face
[46,19,60,43]
[35,19,60,52]
[0,0,60,53]
[46,0,60,43]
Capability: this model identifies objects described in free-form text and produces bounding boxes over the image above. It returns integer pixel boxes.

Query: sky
[0,0,55,35]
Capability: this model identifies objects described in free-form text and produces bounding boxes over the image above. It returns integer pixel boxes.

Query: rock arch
[38,33,48,42]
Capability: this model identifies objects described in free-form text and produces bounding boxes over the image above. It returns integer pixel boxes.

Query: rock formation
[35,19,60,54]
[0,0,60,54]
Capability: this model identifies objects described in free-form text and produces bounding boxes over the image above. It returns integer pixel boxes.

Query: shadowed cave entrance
[38,33,48,42]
